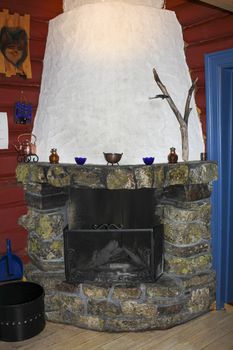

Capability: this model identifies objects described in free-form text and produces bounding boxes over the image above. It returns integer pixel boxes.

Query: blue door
[205,48,233,309]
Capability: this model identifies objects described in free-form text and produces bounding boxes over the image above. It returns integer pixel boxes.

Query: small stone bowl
[143,157,154,165]
[75,157,87,165]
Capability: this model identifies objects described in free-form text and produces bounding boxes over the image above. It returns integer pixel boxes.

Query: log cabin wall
[0,1,63,262]
[0,0,233,263]
[166,0,233,138]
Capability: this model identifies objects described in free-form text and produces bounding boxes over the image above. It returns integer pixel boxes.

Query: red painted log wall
[167,0,233,138]
[0,1,63,263]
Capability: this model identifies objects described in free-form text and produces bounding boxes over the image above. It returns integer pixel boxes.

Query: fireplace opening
[67,188,158,230]
[64,189,164,284]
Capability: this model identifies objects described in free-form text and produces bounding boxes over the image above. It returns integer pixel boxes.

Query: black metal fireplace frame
[64,227,163,284]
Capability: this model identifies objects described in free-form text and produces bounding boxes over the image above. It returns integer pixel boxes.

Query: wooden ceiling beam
[198,0,233,13]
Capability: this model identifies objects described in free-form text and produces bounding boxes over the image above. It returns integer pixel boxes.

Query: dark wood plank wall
[0,0,233,262]
[166,0,233,138]
[0,1,63,262]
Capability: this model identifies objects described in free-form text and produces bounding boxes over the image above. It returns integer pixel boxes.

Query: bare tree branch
[184,77,198,124]
[152,68,197,162]
[152,68,185,127]
[149,94,169,100]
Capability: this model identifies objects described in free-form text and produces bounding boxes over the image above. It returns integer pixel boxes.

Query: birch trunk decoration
[152,68,198,162]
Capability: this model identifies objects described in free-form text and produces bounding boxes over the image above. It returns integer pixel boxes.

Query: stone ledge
[25,264,215,332]
[16,161,217,189]
[44,284,212,331]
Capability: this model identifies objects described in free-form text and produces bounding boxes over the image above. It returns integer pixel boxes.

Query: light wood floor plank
[50,332,125,350]
[15,328,99,350]
[1,311,233,350]
[100,314,212,350]
[173,313,233,350]
[203,331,233,350]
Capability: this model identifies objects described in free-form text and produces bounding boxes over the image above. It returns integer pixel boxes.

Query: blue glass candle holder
[143,157,154,165]
[75,157,87,165]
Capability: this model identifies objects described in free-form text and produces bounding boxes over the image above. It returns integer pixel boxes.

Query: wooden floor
[1,310,233,350]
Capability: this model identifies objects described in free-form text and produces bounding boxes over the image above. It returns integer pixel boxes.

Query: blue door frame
[205,48,233,309]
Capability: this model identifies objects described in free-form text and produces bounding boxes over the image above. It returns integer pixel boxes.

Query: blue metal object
[0,239,23,282]
[205,48,233,309]
[14,101,32,124]
[143,157,154,165]
[75,157,87,165]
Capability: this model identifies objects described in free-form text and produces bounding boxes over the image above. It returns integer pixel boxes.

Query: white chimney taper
[33,2,204,164]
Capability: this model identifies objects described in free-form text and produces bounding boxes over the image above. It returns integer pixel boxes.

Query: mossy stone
[37,212,65,239]
[112,287,141,301]
[165,254,212,275]
[82,285,109,298]
[187,287,210,313]
[189,163,218,184]
[134,167,153,188]
[88,300,121,317]
[30,165,47,183]
[153,165,165,188]
[18,209,38,231]
[164,201,211,223]
[146,274,182,298]
[78,315,105,331]
[121,301,158,318]
[164,222,209,245]
[47,166,70,187]
[70,167,105,188]
[16,164,31,184]
[106,168,135,189]
[166,164,189,186]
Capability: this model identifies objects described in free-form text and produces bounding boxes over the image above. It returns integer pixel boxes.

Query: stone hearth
[16,161,217,331]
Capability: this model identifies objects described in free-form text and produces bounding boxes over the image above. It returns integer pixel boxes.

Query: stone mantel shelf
[16,161,217,190]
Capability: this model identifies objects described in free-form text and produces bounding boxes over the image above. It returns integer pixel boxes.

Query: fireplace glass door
[64,227,163,284]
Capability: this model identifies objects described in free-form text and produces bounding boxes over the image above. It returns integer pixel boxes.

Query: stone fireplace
[16,160,217,332]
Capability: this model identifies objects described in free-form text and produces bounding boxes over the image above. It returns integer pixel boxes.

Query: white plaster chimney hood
[33,0,204,164]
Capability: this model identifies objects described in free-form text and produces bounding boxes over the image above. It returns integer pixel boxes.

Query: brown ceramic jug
[168,147,178,164]
[49,148,59,164]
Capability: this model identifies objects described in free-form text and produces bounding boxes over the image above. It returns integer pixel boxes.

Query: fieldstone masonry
[16,161,217,331]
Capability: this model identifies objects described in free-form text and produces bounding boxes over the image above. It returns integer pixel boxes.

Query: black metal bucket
[0,281,45,342]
